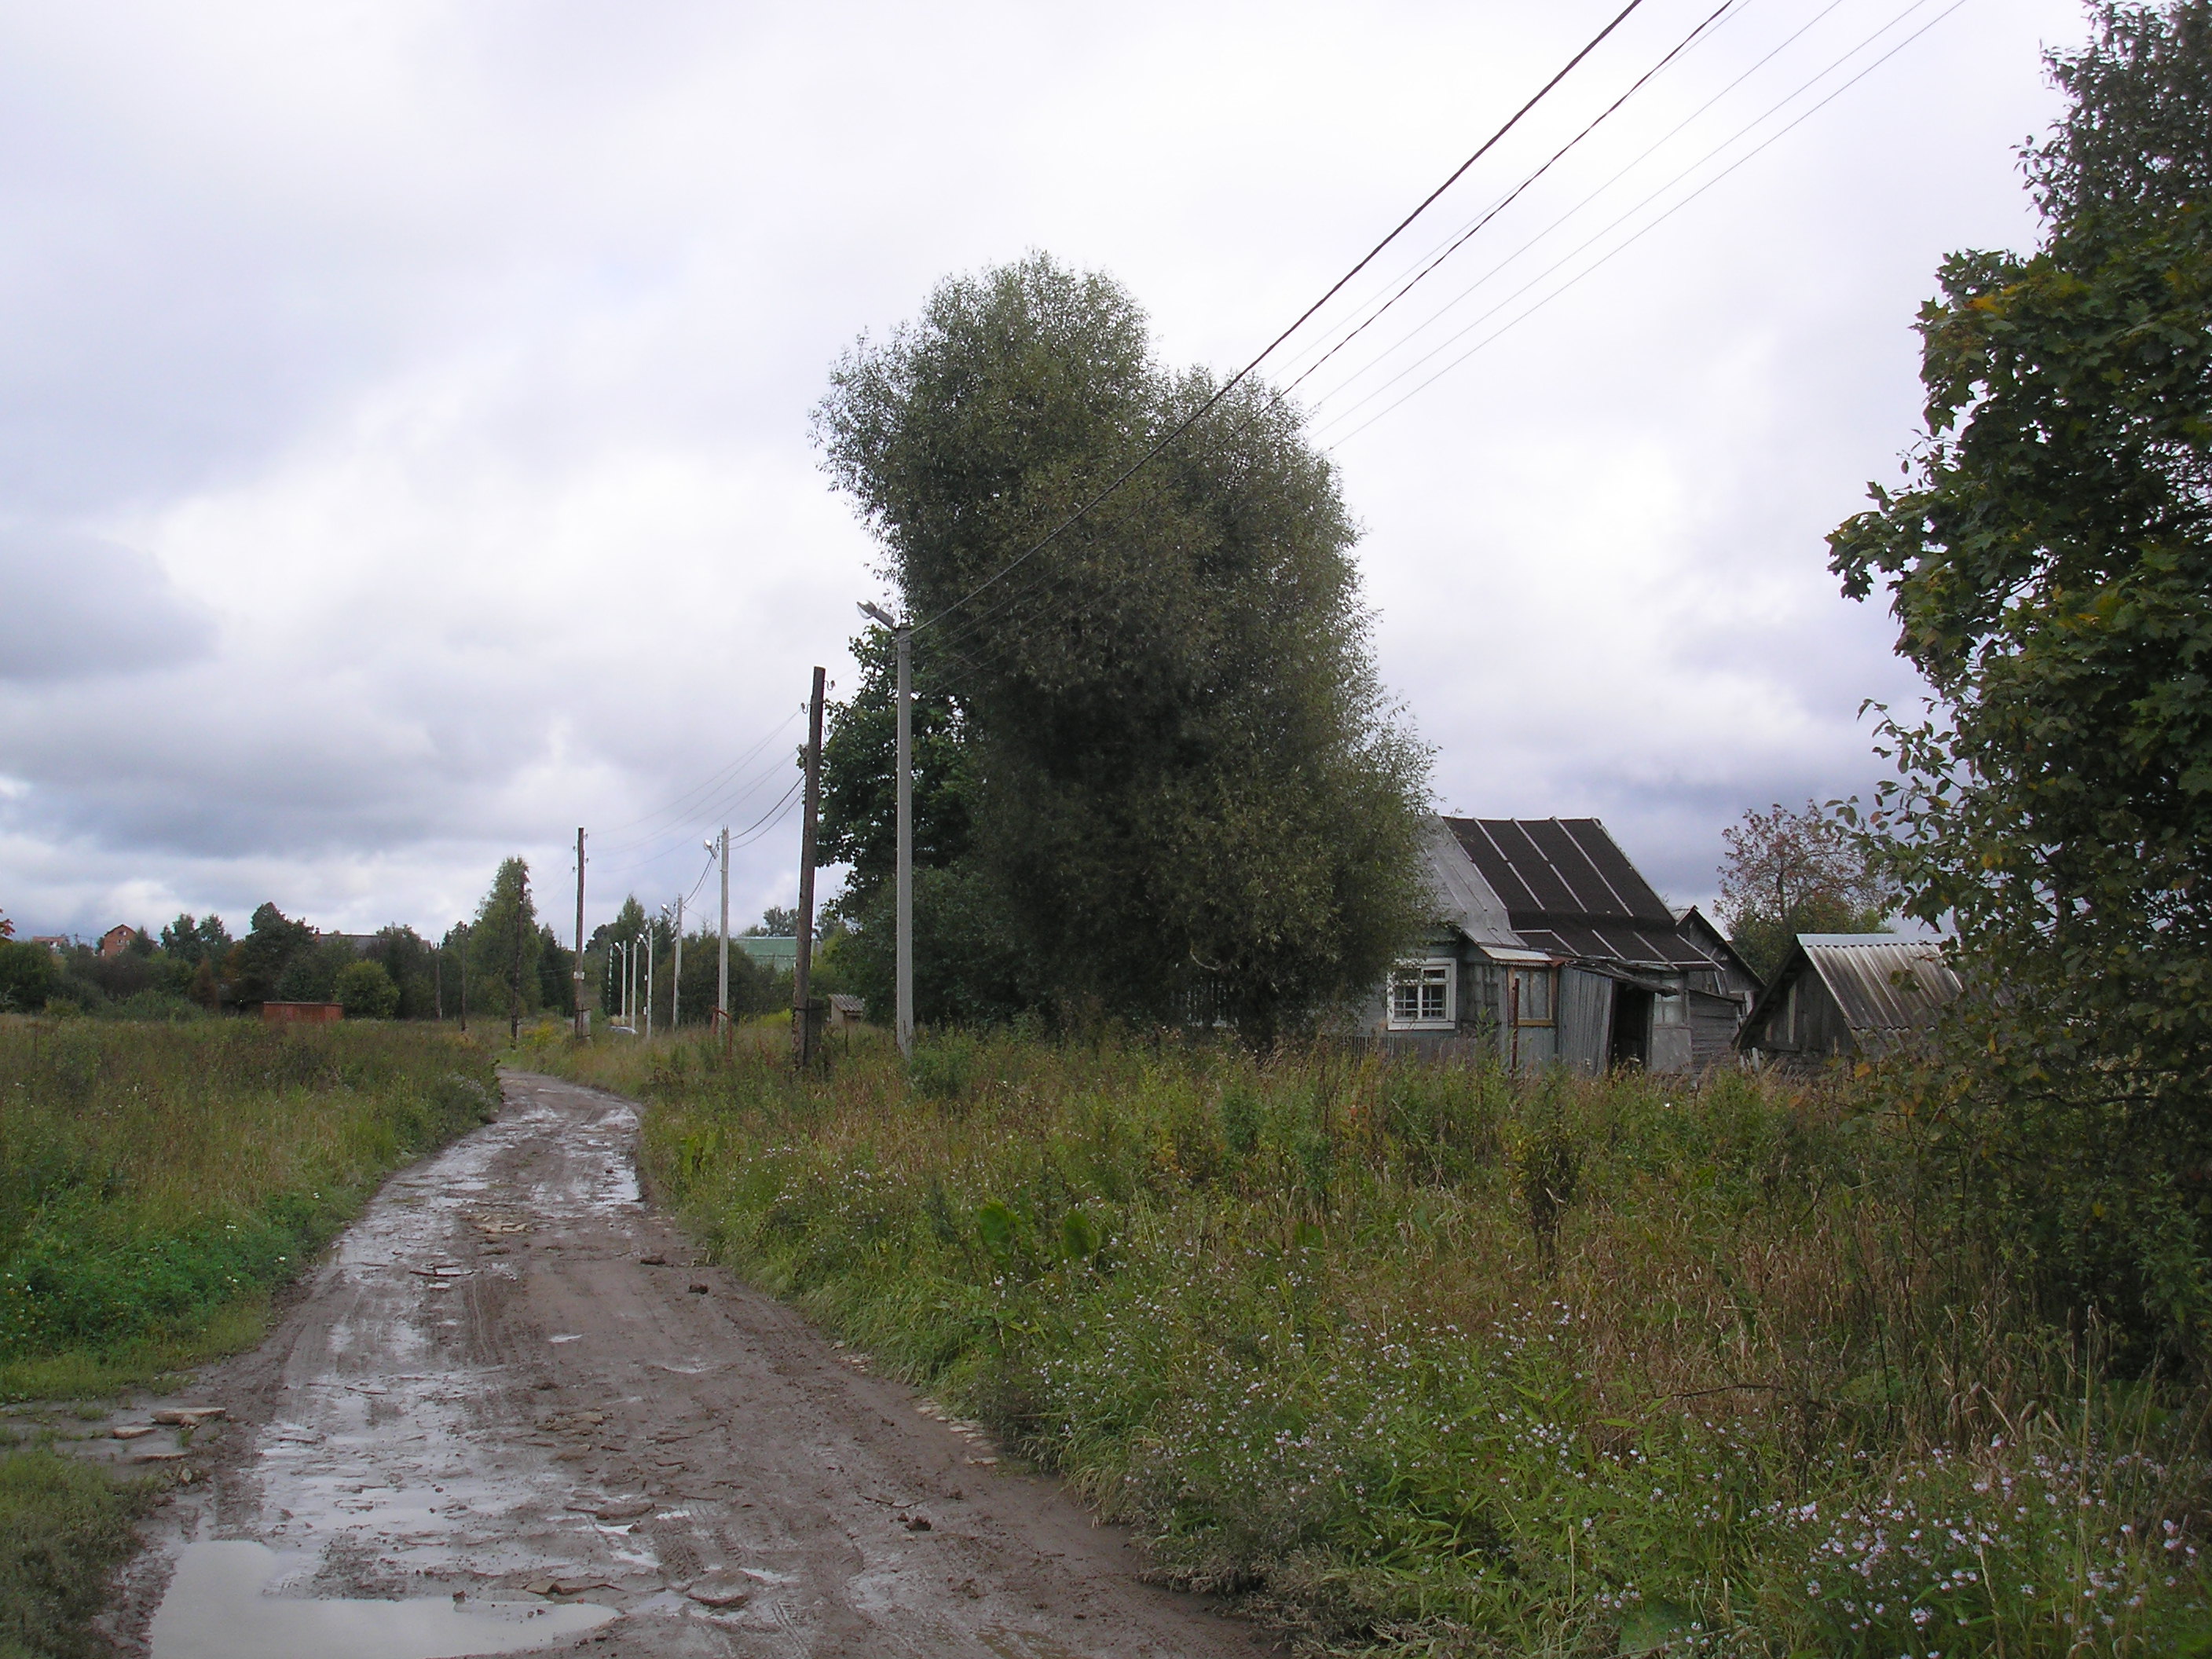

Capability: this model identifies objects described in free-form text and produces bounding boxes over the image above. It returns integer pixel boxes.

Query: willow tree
[815,255,1430,1038]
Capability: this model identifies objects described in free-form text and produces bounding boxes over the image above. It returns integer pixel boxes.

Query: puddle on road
[148,1540,617,1659]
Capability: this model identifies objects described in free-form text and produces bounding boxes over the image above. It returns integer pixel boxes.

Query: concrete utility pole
[859,602,914,1057]
[793,665,825,1068]
[643,928,654,1042]
[668,895,683,1031]
[573,827,588,1038]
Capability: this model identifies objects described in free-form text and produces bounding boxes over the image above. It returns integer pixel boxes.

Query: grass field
[0,1016,500,1656]
[548,1029,2212,1657]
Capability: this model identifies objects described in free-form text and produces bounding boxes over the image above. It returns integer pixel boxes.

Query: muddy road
[119,1071,1267,1658]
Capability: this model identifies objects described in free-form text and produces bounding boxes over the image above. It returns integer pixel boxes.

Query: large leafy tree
[1829,1,2212,1357]
[815,255,1431,1038]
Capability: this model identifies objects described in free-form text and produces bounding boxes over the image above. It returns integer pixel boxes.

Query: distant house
[29,936,71,954]
[826,994,866,1029]
[97,924,139,958]
[1736,934,1959,1064]
[1372,817,1761,1074]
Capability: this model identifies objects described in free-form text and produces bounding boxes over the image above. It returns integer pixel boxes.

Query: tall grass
[548,1030,2212,1656]
[0,1017,499,1396]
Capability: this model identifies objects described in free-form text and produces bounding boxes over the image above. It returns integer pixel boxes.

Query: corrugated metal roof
[1800,936,1959,1042]
[1448,818,1676,925]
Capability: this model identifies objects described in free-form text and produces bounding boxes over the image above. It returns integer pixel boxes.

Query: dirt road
[118,1070,1267,1658]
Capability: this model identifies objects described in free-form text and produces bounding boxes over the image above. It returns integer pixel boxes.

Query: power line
[1275,0,1746,407]
[589,709,800,844]
[1298,0,1871,419]
[1319,0,1972,447]
[911,0,1650,635]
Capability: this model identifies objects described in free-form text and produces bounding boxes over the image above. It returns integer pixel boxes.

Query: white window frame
[1388,958,1457,1031]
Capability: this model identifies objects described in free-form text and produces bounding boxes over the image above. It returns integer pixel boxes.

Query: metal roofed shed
[1736,934,1961,1064]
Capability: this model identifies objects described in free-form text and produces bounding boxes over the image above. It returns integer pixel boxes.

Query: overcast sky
[0,0,2087,943]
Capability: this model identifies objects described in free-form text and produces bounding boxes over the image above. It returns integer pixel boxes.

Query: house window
[1508,965,1554,1026]
[1389,959,1456,1030]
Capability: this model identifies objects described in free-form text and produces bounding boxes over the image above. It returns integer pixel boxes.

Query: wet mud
[111,1071,1270,1657]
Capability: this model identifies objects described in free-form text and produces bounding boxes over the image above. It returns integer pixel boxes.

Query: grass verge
[0,1448,157,1659]
[548,1028,2212,1657]
[0,1016,500,1658]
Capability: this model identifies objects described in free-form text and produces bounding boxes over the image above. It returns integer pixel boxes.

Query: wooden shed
[1735,934,1959,1064]
[262,1001,344,1026]
[1372,817,1762,1074]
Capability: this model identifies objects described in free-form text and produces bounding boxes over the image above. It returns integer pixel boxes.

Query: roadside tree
[815,254,1430,1038]
[1828,0,2212,1361]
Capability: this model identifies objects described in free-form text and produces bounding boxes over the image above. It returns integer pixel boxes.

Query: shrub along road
[115,1069,1265,1657]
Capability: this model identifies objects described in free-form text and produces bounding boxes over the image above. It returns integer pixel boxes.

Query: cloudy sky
[0,0,2087,943]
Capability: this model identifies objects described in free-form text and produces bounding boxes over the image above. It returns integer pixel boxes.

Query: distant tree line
[0,856,577,1023]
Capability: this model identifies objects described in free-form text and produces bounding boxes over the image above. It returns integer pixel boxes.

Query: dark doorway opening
[1609,986,1652,1068]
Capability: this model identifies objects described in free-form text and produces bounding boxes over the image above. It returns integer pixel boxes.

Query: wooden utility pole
[573,827,588,1038]
[793,666,826,1068]
[458,925,469,1033]
[434,944,443,1022]
[715,827,731,1055]
[893,624,913,1058]
[669,895,683,1031]
[510,866,527,1046]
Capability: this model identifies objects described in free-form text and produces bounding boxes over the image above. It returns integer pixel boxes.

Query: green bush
[333,959,399,1020]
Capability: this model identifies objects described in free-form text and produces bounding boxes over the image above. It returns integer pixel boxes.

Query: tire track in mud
[116,1069,1272,1658]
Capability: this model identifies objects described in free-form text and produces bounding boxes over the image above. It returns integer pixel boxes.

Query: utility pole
[859,602,914,1057]
[510,866,527,1046]
[793,665,825,1068]
[458,925,469,1034]
[714,827,730,1053]
[434,943,444,1022]
[668,895,683,1031]
[643,928,654,1042]
[573,827,588,1038]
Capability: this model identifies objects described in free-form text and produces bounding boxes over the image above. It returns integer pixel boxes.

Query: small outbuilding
[1372,816,1762,1074]
[1734,934,1959,1064]
[262,1001,344,1026]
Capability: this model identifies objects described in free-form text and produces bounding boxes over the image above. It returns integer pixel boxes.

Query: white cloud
[0,0,2084,936]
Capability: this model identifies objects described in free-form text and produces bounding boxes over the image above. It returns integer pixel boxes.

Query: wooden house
[1371,816,1761,1074]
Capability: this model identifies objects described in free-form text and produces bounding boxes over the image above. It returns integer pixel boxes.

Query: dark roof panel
[1447,817,1675,925]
